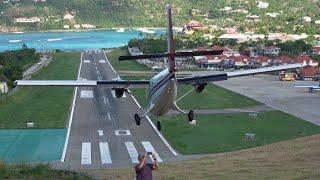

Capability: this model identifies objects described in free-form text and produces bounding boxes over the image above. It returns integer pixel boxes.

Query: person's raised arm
[137,152,147,170]
[152,153,159,170]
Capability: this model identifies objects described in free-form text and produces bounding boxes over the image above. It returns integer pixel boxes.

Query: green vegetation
[0,163,91,179]
[0,52,79,128]
[107,47,151,71]
[88,134,320,179]
[129,81,259,109]
[0,46,40,88]
[1,0,320,34]
[158,111,320,154]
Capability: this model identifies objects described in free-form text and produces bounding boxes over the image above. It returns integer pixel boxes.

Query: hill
[1,0,320,34]
[87,134,320,179]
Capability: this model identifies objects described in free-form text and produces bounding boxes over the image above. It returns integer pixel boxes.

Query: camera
[147,152,153,155]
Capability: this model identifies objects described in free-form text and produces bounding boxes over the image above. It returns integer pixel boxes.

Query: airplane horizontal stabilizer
[119,50,223,61]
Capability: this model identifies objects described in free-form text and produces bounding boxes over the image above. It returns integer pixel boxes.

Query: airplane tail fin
[166,4,176,73]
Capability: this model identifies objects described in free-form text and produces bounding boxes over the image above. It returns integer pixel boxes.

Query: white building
[266,13,279,18]
[63,25,70,29]
[303,16,312,22]
[81,24,96,29]
[63,12,74,20]
[74,24,80,29]
[15,17,41,23]
[257,1,269,9]
[0,75,8,94]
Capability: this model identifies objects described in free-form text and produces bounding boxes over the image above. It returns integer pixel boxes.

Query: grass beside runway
[0,52,79,128]
[123,75,260,109]
[106,47,151,71]
[157,111,320,154]
[0,163,92,179]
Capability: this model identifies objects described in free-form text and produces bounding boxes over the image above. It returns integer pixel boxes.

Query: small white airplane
[15,5,306,131]
[295,81,320,93]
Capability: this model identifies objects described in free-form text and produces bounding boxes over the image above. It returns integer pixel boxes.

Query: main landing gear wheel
[157,121,161,131]
[134,114,141,126]
[188,110,194,122]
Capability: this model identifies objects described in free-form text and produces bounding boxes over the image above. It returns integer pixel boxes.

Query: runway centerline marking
[81,142,91,165]
[84,60,90,63]
[97,130,104,136]
[103,96,107,104]
[141,141,163,163]
[115,130,131,136]
[107,112,111,121]
[125,142,139,164]
[106,97,111,108]
[99,60,106,63]
[99,142,112,164]
[80,90,94,98]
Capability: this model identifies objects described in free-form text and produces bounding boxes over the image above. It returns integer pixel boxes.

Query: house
[63,12,74,20]
[299,67,320,81]
[15,17,41,23]
[302,16,312,22]
[63,25,69,29]
[253,56,270,67]
[229,55,249,67]
[295,55,318,66]
[312,46,320,55]
[263,46,281,56]
[81,24,96,29]
[275,56,295,64]
[257,1,269,9]
[182,20,204,32]
[0,75,8,94]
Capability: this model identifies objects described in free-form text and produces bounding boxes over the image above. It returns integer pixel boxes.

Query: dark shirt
[135,163,154,180]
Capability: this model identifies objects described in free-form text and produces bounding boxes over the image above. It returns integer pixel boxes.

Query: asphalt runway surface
[214,74,320,126]
[61,51,178,169]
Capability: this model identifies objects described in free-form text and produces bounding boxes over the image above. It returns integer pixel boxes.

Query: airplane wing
[294,85,320,88]
[15,79,149,88]
[178,63,305,85]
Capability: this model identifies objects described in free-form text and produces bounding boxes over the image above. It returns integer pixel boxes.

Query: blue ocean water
[0,30,144,52]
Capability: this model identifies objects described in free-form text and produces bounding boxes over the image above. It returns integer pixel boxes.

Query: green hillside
[1,0,320,34]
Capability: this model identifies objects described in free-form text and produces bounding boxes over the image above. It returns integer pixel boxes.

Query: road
[214,74,320,126]
[61,51,177,169]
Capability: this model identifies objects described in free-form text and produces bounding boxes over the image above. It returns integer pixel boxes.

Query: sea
[0,30,152,52]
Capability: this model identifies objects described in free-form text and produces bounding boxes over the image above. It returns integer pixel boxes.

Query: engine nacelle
[194,83,207,93]
[114,88,125,98]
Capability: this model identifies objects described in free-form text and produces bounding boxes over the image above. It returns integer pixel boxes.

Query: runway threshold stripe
[99,142,112,164]
[141,141,163,163]
[81,142,91,165]
[103,96,107,104]
[107,113,111,121]
[125,142,139,164]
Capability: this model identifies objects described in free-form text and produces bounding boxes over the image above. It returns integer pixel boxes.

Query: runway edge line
[130,91,178,156]
[61,52,83,162]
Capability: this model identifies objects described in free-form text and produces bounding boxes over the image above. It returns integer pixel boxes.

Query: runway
[62,51,177,169]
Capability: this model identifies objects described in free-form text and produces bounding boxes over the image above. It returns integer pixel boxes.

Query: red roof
[206,55,227,60]
[253,56,270,62]
[313,46,320,53]
[300,66,320,77]
[265,45,280,50]
[295,55,313,63]
[229,55,249,62]
[276,56,295,64]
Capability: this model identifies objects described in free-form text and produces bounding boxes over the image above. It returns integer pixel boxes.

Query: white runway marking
[115,130,131,136]
[80,90,94,98]
[97,130,104,136]
[106,98,111,108]
[111,90,127,98]
[107,112,111,121]
[141,141,163,163]
[84,60,90,63]
[81,142,91,165]
[125,142,139,164]
[99,142,112,164]
[99,60,106,63]
[103,96,107,104]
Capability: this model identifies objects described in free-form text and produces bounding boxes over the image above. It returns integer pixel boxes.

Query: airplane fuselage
[148,68,177,116]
